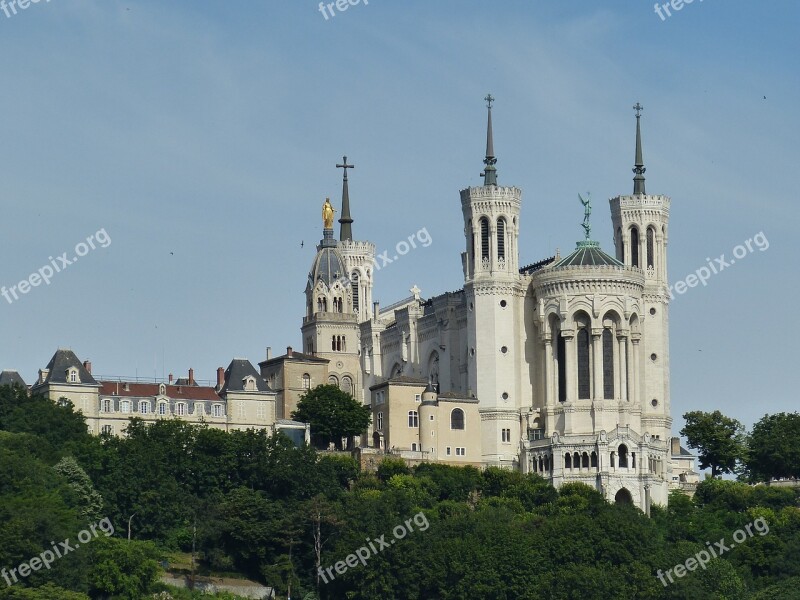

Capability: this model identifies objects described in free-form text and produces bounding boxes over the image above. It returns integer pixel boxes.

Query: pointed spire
[632,103,646,195]
[481,94,497,186]
[336,156,355,241]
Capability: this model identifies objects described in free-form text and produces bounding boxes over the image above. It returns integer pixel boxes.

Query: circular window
[651,399,658,408]
[650,353,657,361]
[502,392,509,400]
[649,308,656,316]
[501,346,508,354]
[500,300,507,308]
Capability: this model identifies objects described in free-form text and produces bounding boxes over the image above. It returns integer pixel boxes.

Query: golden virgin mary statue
[322,198,335,229]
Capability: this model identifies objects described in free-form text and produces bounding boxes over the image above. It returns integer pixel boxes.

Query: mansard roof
[551,240,623,268]
[38,349,98,386]
[0,370,27,388]
[219,359,271,394]
[98,381,222,401]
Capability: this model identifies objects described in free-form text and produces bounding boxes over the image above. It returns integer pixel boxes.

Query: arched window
[497,217,506,261]
[120,400,131,414]
[577,328,590,399]
[450,408,465,430]
[618,444,629,468]
[574,452,580,469]
[603,328,615,399]
[591,451,598,468]
[647,227,655,269]
[352,272,360,313]
[544,455,550,471]
[139,401,150,414]
[332,336,336,351]
[102,399,112,413]
[630,227,640,267]
[480,217,490,262]
[468,219,474,270]
[341,375,353,396]
[328,374,339,387]
[302,373,311,390]
[565,453,572,469]
[408,410,419,428]
[617,227,624,261]
[582,452,590,468]
[557,335,566,403]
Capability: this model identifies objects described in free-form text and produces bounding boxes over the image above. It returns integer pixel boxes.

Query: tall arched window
[617,227,624,261]
[497,218,506,261]
[577,328,591,399]
[480,217,490,263]
[557,335,566,403]
[328,374,339,387]
[302,373,311,389]
[618,444,629,468]
[646,227,655,269]
[565,453,572,469]
[630,227,640,267]
[351,272,360,313]
[603,328,615,399]
[341,375,353,396]
[450,408,465,430]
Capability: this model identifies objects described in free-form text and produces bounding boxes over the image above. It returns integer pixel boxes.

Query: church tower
[461,95,526,467]
[301,159,373,404]
[609,104,672,445]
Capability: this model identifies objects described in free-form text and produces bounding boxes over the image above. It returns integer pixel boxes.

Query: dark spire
[481,94,497,186]
[336,156,355,241]
[632,103,646,195]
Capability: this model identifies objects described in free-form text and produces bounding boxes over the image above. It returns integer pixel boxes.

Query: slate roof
[552,240,623,268]
[219,359,271,394]
[0,370,27,388]
[99,381,221,401]
[37,349,98,386]
[259,351,328,368]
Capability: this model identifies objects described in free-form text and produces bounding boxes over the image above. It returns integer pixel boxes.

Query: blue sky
[0,0,797,433]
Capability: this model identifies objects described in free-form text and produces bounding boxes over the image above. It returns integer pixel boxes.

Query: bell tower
[462,95,526,467]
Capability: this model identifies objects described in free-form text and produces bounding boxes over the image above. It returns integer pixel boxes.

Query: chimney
[266,346,272,360]
[217,367,225,389]
[169,373,173,384]
[671,437,681,455]
[188,368,194,385]
[373,301,380,320]
[82,360,92,374]
[287,346,293,357]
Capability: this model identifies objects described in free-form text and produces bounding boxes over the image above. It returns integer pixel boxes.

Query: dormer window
[159,383,166,395]
[67,368,79,383]
[243,376,257,392]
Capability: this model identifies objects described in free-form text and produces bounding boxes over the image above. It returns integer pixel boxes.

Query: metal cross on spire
[485,94,495,109]
[633,102,644,117]
[632,103,646,195]
[336,156,355,241]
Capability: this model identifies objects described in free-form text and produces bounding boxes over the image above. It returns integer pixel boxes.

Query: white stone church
[302,98,676,510]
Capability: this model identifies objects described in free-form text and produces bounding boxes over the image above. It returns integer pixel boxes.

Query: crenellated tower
[462,95,526,467]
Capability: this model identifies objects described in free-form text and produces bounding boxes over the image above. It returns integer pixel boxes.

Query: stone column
[592,329,603,400]
[631,336,641,404]
[562,330,576,403]
[617,334,628,401]
[544,335,554,406]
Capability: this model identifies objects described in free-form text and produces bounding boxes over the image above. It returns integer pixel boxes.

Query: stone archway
[614,488,633,505]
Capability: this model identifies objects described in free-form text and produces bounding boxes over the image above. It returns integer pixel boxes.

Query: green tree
[680,410,745,477]
[53,456,105,522]
[747,412,800,482]
[292,385,371,450]
[86,537,162,600]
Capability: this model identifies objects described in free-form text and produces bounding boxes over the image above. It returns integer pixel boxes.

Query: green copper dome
[552,240,623,268]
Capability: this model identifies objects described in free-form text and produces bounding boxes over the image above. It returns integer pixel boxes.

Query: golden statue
[322,197,335,229]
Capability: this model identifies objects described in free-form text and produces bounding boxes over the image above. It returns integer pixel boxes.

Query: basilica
[301,98,679,510]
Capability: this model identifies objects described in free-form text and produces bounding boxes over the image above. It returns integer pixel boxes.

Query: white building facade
[310,100,674,510]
